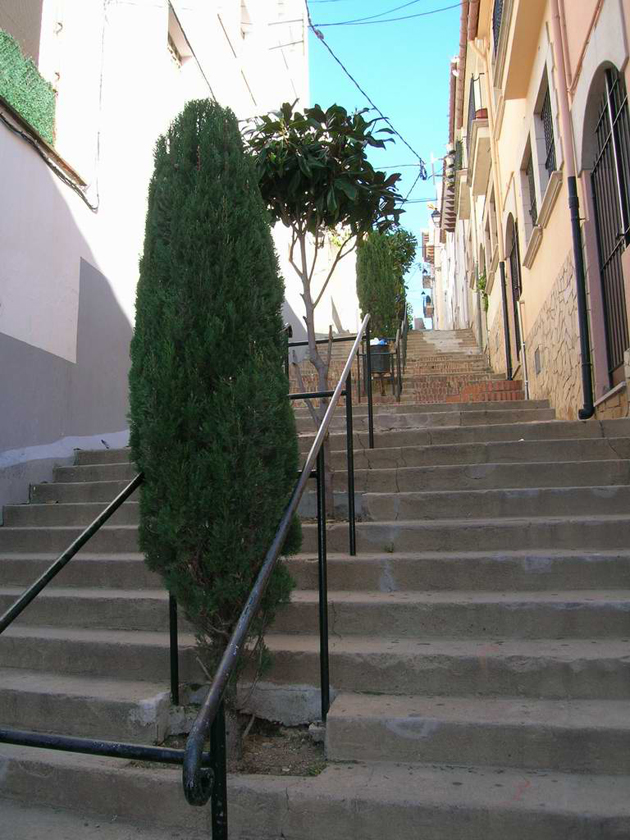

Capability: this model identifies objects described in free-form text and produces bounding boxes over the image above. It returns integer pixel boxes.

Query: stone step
[3,515,630,554]
[294,407,556,434]
[326,693,630,775]
[4,549,630,594]
[2,747,628,839]
[0,668,170,742]
[3,586,628,641]
[262,634,630,699]
[361,485,630,522]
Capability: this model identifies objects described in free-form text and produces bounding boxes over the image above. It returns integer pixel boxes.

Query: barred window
[493,0,504,52]
[541,87,556,176]
[526,154,538,226]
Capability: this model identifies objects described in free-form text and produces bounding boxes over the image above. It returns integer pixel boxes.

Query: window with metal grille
[526,153,538,226]
[466,80,476,157]
[493,0,504,52]
[541,87,556,176]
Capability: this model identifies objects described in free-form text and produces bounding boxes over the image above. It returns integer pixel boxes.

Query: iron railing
[182,315,372,837]
[0,315,371,840]
[526,153,538,226]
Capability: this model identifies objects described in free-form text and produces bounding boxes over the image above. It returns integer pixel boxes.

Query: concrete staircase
[2,330,630,836]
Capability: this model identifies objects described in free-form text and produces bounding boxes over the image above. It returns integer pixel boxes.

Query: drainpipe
[469,38,513,379]
[550,0,595,419]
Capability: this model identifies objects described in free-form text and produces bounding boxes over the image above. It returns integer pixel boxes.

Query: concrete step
[0,553,160,589]
[0,587,173,632]
[0,668,170,742]
[26,460,630,507]
[3,515,630,554]
[2,746,628,839]
[362,485,630,522]
[0,626,201,682]
[4,549,629,594]
[3,586,628,640]
[329,437,630,471]
[0,800,209,840]
[299,417,630,453]
[261,634,630,699]
[5,489,338,527]
[273,589,630,640]
[326,693,630,775]
[294,407,556,434]
[287,550,630,593]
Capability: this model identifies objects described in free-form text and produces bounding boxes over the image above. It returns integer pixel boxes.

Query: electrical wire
[313,2,461,26]
[306,2,427,178]
[0,110,98,212]
[315,0,431,26]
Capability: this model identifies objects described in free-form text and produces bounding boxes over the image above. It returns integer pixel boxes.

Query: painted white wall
[0,0,311,505]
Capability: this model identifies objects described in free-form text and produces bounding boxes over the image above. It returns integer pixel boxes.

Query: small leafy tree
[247,102,402,407]
[129,100,301,686]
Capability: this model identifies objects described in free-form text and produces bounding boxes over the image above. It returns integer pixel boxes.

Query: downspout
[469,38,513,379]
[550,0,594,419]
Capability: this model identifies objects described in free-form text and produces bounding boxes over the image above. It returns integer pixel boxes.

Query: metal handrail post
[316,447,330,721]
[169,595,180,706]
[210,701,228,839]
[345,371,356,557]
[365,321,375,448]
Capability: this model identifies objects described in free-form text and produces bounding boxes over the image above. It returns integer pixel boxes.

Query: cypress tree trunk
[129,100,301,684]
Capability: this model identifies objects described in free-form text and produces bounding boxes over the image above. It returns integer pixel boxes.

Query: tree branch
[292,360,319,426]
[312,234,357,311]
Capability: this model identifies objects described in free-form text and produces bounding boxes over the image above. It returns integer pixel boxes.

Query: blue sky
[306,0,461,317]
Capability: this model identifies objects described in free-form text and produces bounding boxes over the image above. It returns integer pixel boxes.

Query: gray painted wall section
[1,258,132,513]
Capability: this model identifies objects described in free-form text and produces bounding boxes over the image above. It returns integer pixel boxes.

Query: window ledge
[523,225,543,269]
[537,170,563,229]
[0,94,86,186]
[594,381,627,408]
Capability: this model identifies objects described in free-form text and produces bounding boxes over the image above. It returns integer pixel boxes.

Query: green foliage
[356,228,418,336]
[388,228,418,280]
[356,232,400,337]
[247,101,403,237]
[477,272,489,312]
[129,100,301,679]
[0,30,55,144]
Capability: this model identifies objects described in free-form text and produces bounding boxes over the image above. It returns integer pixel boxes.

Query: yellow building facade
[441,0,630,420]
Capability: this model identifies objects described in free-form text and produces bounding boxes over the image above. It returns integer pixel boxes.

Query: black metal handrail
[0,473,143,635]
[182,315,372,830]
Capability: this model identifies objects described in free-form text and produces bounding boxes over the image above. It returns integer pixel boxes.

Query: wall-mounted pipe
[550,0,594,419]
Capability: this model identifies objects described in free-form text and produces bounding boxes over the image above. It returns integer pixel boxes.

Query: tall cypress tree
[129,100,300,676]
[356,231,399,337]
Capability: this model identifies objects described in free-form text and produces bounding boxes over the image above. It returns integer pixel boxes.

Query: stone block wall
[488,311,507,377]
[523,253,582,421]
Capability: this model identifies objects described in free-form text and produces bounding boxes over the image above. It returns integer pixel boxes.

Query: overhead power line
[314,0,433,26]
[306,2,427,178]
[313,2,461,26]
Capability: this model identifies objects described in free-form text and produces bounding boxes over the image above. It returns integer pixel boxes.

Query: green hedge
[0,29,55,144]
